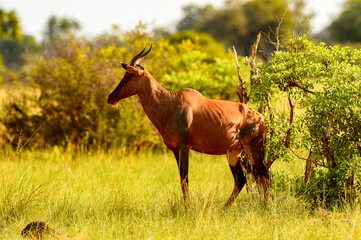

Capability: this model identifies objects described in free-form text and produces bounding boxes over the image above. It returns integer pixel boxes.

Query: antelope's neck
[137,74,175,133]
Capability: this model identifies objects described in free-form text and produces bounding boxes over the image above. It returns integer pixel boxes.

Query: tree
[44,15,81,40]
[0,7,23,77]
[328,0,361,43]
[167,30,226,58]
[0,7,22,40]
[176,4,215,31]
[0,35,40,68]
[251,35,361,205]
[176,0,306,56]
[42,15,81,57]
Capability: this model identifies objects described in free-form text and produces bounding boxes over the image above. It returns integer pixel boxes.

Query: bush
[2,38,126,148]
[161,50,249,100]
[252,35,361,205]
[1,32,244,149]
[167,30,227,58]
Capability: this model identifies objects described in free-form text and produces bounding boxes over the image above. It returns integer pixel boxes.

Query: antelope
[107,46,269,208]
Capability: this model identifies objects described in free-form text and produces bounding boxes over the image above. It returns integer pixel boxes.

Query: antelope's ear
[121,63,127,70]
[125,65,144,77]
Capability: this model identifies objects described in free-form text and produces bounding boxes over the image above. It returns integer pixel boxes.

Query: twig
[14,120,49,161]
[245,32,261,89]
[245,32,261,69]
[285,96,294,148]
[322,113,335,168]
[326,113,334,138]
[289,147,308,161]
[289,147,329,169]
[233,46,248,104]
[288,79,315,94]
[262,9,287,51]
[304,149,316,182]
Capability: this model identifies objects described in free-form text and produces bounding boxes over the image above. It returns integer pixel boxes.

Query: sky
[0,0,345,41]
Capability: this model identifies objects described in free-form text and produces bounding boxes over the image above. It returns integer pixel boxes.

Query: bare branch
[233,46,249,104]
[289,147,308,161]
[250,32,261,69]
[289,147,329,169]
[322,113,336,168]
[284,96,294,148]
[326,113,334,138]
[262,9,287,51]
[245,32,261,88]
[304,149,316,183]
[288,79,315,94]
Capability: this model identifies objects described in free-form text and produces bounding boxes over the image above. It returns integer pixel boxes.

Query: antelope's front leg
[173,147,190,209]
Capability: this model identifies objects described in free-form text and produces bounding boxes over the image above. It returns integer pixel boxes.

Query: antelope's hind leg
[242,138,269,203]
[225,149,247,207]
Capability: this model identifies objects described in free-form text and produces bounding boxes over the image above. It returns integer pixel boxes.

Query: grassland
[1,147,361,239]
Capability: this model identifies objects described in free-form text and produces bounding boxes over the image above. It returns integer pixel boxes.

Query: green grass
[1,147,361,239]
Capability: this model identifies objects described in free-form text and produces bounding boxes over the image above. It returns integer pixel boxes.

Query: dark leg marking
[225,160,247,207]
[173,147,190,209]
[225,149,247,207]
[243,138,269,204]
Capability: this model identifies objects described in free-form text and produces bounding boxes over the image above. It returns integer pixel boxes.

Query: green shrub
[252,35,361,205]
[1,38,133,148]
[161,50,249,100]
[1,32,244,149]
[167,30,227,58]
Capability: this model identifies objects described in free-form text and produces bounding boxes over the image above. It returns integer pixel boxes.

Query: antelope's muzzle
[107,95,118,105]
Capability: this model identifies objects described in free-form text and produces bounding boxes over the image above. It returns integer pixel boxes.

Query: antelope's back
[178,89,263,154]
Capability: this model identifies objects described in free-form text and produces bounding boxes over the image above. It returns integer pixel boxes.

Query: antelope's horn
[130,45,152,66]
[135,45,152,65]
[130,46,146,66]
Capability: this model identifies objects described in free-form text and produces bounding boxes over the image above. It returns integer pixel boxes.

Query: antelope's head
[107,45,152,105]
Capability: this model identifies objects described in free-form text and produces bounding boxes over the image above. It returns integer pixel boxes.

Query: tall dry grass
[1,148,361,239]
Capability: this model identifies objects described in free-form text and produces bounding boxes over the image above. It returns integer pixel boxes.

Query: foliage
[0,35,40,69]
[0,7,22,40]
[1,38,125,148]
[0,27,244,149]
[95,24,125,48]
[167,30,226,58]
[252,35,361,205]
[0,8,39,70]
[0,7,23,77]
[42,15,82,58]
[176,0,309,55]
[176,4,215,31]
[328,0,361,43]
[44,15,81,40]
[161,50,248,100]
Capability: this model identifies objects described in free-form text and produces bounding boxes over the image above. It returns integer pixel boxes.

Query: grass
[1,147,361,239]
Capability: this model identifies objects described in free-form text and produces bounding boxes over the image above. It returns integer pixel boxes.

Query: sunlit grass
[1,148,361,239]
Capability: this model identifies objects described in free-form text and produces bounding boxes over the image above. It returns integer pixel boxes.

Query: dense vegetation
[251,35,361,205]
[176,0,309,55]
[0,34,247,149]
[1,30,360,205]
[1,0,361,238]
[328,0,361,43]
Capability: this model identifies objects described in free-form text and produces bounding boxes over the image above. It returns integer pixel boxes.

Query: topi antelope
[107,46,269,208]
